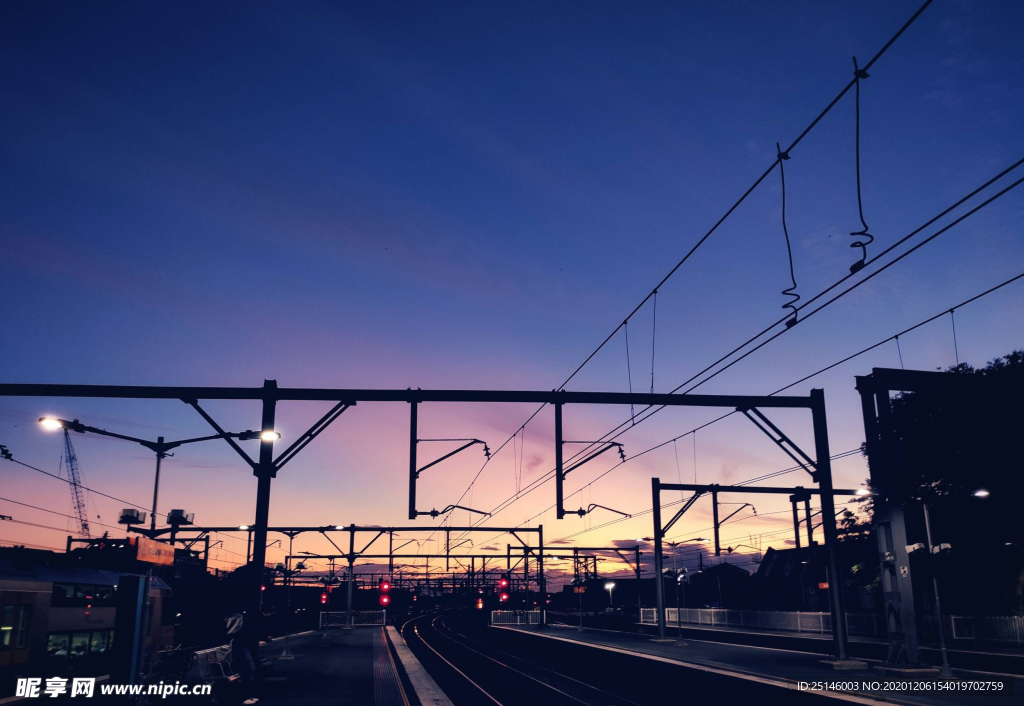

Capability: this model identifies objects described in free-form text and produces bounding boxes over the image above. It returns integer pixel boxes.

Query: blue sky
[2,1,1022,577]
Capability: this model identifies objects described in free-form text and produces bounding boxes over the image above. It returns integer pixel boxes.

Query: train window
[47,633,69,665]
[69,632,89,662]
[52,583,74,606]
[74,585,94,602]
[1,606,11,648]
[15,606,30,649]
[94,585,114,606]
[89,630,108,657]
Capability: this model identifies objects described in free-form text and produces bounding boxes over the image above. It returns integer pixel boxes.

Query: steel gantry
[0,380,832,646]
[650,478,863,661]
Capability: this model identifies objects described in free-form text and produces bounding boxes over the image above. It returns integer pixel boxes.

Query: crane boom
[63,430,91,538]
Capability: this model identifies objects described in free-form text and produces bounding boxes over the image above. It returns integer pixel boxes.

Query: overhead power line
[435,0,956,539]
[470,260,1024,545]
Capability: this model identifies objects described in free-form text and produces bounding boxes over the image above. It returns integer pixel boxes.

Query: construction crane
[62,430,91,538]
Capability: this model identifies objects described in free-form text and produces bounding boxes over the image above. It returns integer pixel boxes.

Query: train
[0,546,174,691]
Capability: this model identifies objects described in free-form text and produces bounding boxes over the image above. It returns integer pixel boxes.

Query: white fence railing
[640,608,879,636]
[923,615,1024,647]
[319,610,386,628]
[491,610,541,625]
[640,609,1024,647]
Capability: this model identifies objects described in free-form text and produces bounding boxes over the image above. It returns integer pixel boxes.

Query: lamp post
[639,536,705,631]
[39,416,278,686]
[605,582,615,608]
[676,568,688,642]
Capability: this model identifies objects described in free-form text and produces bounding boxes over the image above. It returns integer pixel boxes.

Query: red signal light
[476,599,484,609]
[499,578,509,588]
[320,592,328,605]
[381,581,391,591]
[380,594,390,606]
[499,592,509,602]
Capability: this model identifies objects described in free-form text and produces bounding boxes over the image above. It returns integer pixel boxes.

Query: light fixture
[334,525,344,530]
[238,524,250,530]
[259,430,281,442]
[39,417,63,430]
[973,489,990,498]
[605,582,615,590]
[855,489,871,496]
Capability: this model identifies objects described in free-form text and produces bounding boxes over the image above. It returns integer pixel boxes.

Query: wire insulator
[849,56,874,274]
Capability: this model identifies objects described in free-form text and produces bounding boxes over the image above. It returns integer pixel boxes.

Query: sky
[2,1,1023,583]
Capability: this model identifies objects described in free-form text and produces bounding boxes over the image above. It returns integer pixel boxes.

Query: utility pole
[345,524,355,629]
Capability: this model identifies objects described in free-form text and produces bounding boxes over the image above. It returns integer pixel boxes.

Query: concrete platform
[247,626,450,706]
[496,624,1024,706]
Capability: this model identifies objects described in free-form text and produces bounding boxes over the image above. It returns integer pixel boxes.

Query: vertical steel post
[712,488,721,556]
[388,531,393,575]
[250,380,278,660]
[804,498,814,546]
[281,534,295,659]
[345,525,355,629]
[408,401,418,520]
[150,439,164,533]
[554,403,564,519]
[538,524,546,627]
[811,388,849,660]
[923,503,952,677]
[635,546,642,627]
[652,478,666,638]
[791,496,802,549]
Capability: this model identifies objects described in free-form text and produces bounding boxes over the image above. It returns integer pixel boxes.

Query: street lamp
[605,582,615,608]
[39,416,279,532]
[39,414,278,686]
[973,489,990,498]
[675,568,688,642]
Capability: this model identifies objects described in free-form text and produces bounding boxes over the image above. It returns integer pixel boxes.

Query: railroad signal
[320,591,328,605]
[476,598,484,610]
[380,594,390,606]
[499,592,509,602]
[499,573,509,589]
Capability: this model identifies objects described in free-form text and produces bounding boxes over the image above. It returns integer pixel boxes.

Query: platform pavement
[254,627,426,706]
[496,623,1023,706]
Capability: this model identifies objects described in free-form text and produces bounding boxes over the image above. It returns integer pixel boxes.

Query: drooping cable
[849,56,874,274]
[624,320,635,424]
[436,0,939,540]
[950,309,960,366]
[895,335,905,369]
[776,143,801,328]
[650,290,658,394]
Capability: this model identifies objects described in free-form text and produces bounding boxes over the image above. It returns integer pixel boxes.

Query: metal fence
[319,610,386,628]
[640,609,1024,647]
[920,615,1024,647]
[491,610,542,626]
[640,608,880,636]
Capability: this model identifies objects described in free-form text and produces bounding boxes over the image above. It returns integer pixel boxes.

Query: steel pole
[811,389,849,661]
[652,478,666,638]
[538,524,546,627]
[923,504,952,677]
[345,525,355,629]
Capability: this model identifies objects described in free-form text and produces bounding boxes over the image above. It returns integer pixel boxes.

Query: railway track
[399,610,642,706]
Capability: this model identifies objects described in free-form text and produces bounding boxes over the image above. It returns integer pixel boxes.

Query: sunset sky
[2,1,1023,583]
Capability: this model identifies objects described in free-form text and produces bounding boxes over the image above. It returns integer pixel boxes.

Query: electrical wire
[451,151,1024,551]
[776,143,801,326]
[469,260,1024,545]
[849,56,874,272]
[431,0,938,537]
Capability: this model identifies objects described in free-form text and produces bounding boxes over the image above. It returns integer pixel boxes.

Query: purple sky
[2,1,1023,580]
